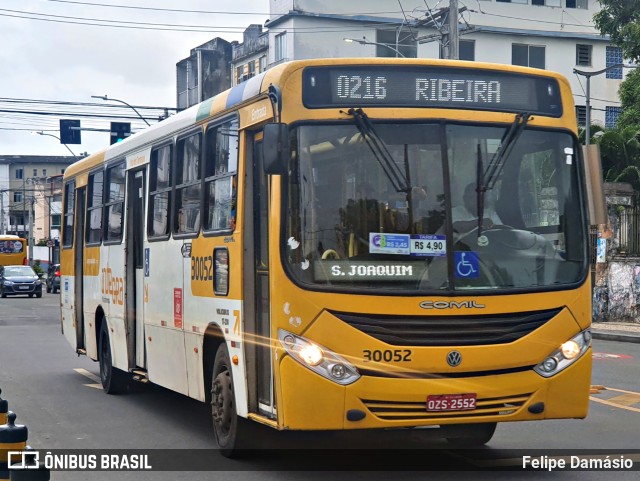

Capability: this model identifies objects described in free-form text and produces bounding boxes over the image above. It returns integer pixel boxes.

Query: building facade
[0,156,74,242]
[264,0,621,129]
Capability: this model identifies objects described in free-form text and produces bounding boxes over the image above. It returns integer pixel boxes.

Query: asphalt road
[1,293,639,480]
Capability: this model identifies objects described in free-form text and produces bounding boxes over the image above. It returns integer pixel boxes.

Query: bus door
[74,187,86,352]
[125,168,146,369]
[244,134,274,417]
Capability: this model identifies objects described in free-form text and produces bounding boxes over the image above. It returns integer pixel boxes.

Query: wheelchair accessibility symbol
[454,251,479,278]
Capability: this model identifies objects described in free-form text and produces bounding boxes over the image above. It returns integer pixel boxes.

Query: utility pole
[0,192,4,235]
[28,196,34,266]
[448,0,459,60]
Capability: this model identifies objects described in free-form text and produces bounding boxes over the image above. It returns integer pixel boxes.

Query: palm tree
[595,125,640,189]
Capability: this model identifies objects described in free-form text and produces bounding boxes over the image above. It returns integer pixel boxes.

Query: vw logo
[447,350,462,367]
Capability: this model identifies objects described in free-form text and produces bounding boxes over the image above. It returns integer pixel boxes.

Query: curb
[592,330,640,344]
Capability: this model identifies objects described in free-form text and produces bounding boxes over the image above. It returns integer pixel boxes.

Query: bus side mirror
[263,123,289,175]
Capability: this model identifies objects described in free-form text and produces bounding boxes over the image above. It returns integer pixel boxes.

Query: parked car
[46,263,60,293]
[0,265,43,298]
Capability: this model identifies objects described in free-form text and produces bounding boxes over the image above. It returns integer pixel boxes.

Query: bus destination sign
[302,66,562,116]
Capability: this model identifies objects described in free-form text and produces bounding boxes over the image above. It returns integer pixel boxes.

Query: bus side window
[204,118,239,232]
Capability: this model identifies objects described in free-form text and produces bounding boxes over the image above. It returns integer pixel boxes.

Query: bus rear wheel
[442,422,497,448]
[98,323,129,394]
[211,344,250,457]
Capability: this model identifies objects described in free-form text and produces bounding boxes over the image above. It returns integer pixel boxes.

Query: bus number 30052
[363,349,412,362]
[191,255,213,281]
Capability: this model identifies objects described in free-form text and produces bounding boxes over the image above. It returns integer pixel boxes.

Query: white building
[263,0,624,129]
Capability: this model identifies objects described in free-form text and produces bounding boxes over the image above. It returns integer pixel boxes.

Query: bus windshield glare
[285,122,587,292]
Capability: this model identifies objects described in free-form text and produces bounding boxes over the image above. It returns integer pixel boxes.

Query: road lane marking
[74,368,102,389]
[589,396,640,413]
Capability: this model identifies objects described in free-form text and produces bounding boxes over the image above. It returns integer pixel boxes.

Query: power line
[44,0,405,16]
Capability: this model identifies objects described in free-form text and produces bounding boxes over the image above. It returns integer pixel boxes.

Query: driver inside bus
[452,182,503,237]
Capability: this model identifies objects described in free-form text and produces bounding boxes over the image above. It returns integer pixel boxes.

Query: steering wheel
[321,249,341,260]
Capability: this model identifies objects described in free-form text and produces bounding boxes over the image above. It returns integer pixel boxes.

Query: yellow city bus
[0,235,27,266]
[60,58,596,455]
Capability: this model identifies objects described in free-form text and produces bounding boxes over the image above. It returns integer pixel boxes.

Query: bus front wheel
[442,422,497,448]
[98,323,129,394]
[211,344,250,457]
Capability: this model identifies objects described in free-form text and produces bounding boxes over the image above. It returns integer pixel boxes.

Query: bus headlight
[278,329,360,385]
[534,329,591,378]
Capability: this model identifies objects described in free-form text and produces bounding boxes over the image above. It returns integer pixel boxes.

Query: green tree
[594,0,640,63]
[617,69,640,128]
[596,125,640,189]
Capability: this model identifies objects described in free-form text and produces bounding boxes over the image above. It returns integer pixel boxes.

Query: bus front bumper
[277,348,591,430]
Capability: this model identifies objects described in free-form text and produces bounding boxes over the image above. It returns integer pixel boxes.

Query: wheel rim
[211,369,233,439]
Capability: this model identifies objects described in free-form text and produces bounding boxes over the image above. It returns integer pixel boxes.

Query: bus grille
[361,393,532,421]
[332,308,561,346]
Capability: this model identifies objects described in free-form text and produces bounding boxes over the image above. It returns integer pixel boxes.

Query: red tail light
[23,258,27,265]
[55,270,60,277]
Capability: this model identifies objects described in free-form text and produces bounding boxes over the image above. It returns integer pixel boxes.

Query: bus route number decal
[363,349,412,362]
[191,255,213,281]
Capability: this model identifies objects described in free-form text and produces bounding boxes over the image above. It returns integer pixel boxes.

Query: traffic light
[59,119,81,144]
[110,122,131,144]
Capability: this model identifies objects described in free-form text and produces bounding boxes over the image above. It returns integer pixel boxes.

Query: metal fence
[616,207,640,256]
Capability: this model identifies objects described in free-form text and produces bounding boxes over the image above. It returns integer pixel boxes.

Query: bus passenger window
[174,133,202,235]
[204,118,239,232]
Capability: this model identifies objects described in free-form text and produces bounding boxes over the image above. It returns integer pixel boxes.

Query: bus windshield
[285,122,587,292]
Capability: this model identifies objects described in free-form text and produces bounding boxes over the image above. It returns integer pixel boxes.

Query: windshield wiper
[346,108,410,194]
[476,112,531,240]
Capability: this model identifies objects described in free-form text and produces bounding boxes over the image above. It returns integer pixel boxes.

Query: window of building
[606,46,623,79]
[104,162,125,243]
[62,181,75,248]
[566,0,587,8]
[532,0,561,5]
[605,106,622,129]
[259,56,267,73]
[204,118,239,232]
[576,44,592,66]
[459,39,475,61]
[148,144,172,238]
[275,32,287,63]
[496,0,528,3]
[51,214,61,229]
[15,169,23,180]
[512,44,545,69]
[174,133,202,235]
[33,169,37,177]
[61,168,65,174]
[248,61,256,78]
[86,170,104,245]
[376,29,417,58]
[575,106,587,127]
[236,66,242,84]
[42,169,47,177]
[13,192,22,203]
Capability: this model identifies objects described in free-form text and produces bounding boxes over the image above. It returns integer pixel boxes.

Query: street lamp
[343,37,406,58]
[91,95,151,126]
[573,63,637,144]
[31,131,80,161]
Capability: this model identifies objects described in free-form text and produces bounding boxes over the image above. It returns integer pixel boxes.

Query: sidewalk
[591,321,640,344]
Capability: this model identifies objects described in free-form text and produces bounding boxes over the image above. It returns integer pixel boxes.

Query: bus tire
[211,344,250,457]
[99,323,129,394]
[442,422,497,448]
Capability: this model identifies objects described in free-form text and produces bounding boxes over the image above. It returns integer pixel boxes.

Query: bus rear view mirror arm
[263,122,289,175]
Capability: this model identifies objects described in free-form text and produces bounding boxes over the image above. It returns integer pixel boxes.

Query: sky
[0,0,268,157]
